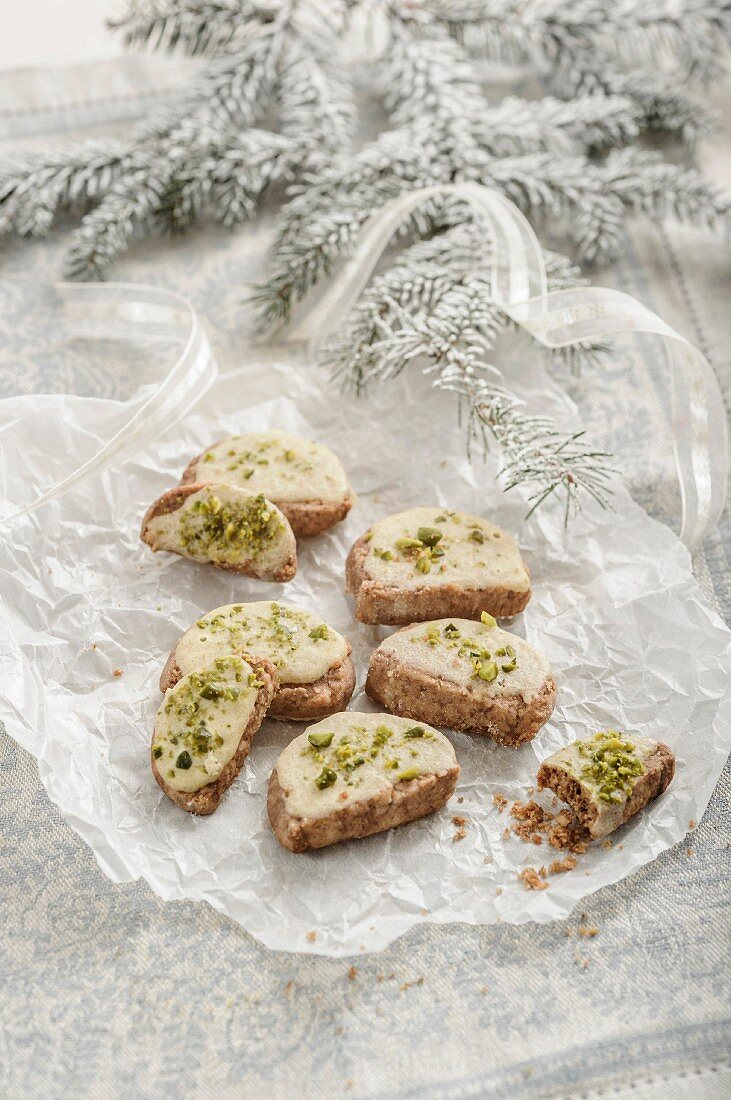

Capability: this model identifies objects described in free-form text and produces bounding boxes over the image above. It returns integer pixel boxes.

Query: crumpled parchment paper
[1,350,730,957]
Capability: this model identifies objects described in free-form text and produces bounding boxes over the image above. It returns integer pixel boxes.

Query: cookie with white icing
[345,507,531,625]
[366,614,555,746]
[537,730,675,838]
[181,430,354,538]
[140,483,297,581]
[151,653,278,815]
[160,601,355,721]
[268,712,460,852]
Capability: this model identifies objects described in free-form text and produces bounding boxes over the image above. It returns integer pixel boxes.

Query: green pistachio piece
[480,611,497,628]
[469,529,485,544]
[505,644,516,657]
[175,751,192,770]
[404,726,426,738]
[417,527,443,547]
[152,745,163,759]
[309,624,329,641]
[477,661,499,682]
[315,766,337,790]
[395,537,423,549]
[415,554,431,574]
[398,766,420,781]
[308,730,334,748]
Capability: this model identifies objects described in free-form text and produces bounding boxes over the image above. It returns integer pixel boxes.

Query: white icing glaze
[378,618,551,704]
[189,430,350,504]
[152,655,260,793]
[175,601,348,685]
[545,734,658,836]
[145,484,295,575]
[364,507,530,592]
[275,712,457,821]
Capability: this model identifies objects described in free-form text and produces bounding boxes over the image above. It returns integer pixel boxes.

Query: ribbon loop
[286,182,727,548]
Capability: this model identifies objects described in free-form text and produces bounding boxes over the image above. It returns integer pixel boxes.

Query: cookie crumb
[549,856,577,875]
[399,977,425,992]
[480,984,489,994]
[284,981,294,996]
[518,867,548,891]
[483,855,493,864]
[493,793,508,813]
[347,966,357,981]
[689,819,697,829]
[578,924,598,938]
[686,847,694,858]
[113,668,123,677]
[601,839,613,850]
[452,815,467,826]
[457,796,464,804]
[453,827,467,842]
[306,931,316,943]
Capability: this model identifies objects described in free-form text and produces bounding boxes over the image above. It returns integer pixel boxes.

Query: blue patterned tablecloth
[0,59,729,1100]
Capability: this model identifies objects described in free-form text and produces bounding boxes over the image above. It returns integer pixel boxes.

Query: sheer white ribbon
[2,282,218,526]
[286,183,728,549]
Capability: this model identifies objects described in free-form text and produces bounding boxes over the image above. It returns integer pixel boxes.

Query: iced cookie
[181,430,354,537]
[268,712,460,852]
[151,653,278,815]
[160,601,355,721]
[345,507,530,624]
[537,730,675,838]
[366,614,555,745]
[140,483,297,581]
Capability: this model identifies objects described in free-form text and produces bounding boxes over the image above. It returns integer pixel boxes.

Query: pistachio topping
[576,730,645,803]
[178,488,284,560]
[308,730,334,748]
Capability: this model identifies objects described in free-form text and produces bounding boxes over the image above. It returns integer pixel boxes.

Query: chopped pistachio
[373,547,393,560]
[308,730,334,748]
[152,745,163,759]
[284,449,296,461]
[505,644,516,657]
[309,624,329,641]
[416,526,443,547]
[175,751,193,770]
[480,611,497,628]
[315,766,337,790]
[469,529,485,544]
[477,661,499,682]
[404,726,426,738]
[395,536,423,550]
[415,554,431,574]
[398,766,420,781]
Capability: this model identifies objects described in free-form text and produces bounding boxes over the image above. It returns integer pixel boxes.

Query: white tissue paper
[1,348,730,957]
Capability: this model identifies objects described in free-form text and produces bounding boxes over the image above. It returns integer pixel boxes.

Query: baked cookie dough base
[267,766,460,852]
[151,657,278,815]
[366,648,556,746]
[345,535,531,624]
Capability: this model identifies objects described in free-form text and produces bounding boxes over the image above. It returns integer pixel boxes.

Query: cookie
[345,507,530,624]
[160,601,356,721]
[181,429,355,537]
[267,712,460,852]
[140,482,297,581]
[151,653,278,815]
[366,614,556,745]
[537,730,675,838]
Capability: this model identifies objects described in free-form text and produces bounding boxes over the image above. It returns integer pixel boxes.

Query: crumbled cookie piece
[518,867,548,891]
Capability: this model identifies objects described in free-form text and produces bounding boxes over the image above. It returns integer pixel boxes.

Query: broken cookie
[537,730,675,838]
[140,482,297,581]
